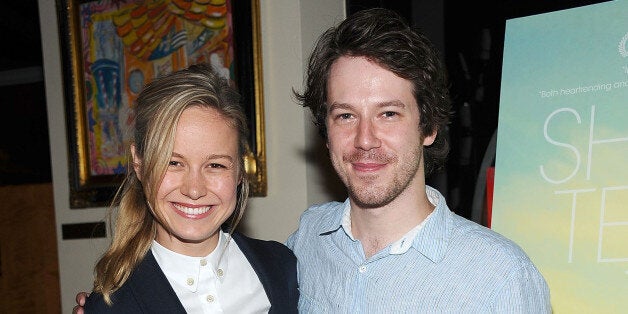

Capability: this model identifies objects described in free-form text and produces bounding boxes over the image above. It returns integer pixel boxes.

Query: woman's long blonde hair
[92,63,251,304]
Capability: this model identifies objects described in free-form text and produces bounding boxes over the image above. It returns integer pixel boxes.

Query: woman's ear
[130,144,142,181]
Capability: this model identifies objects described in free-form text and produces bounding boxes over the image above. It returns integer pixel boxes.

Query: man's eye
[209,163,227,169]
[383,111,397,117]
[338,113,352,120]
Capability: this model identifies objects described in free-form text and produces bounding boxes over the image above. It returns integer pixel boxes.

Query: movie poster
[492,1,628,312]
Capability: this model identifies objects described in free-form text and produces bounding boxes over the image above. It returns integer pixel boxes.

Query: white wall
[38,0,344,312]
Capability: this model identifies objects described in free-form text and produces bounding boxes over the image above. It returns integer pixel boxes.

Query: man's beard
[334,146,422,209]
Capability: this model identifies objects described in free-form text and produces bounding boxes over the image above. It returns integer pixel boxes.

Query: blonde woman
[83,64,298,313]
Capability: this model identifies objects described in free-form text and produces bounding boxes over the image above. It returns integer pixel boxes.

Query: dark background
[0,0,50,185]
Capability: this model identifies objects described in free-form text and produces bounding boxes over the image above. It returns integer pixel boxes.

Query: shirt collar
[327,186,449,259]
[316,199,349,236]
[412,186,451,263]
[340,200,355,240]
[151,230,231,292]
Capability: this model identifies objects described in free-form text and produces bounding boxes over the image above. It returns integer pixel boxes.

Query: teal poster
[492,1,628,313]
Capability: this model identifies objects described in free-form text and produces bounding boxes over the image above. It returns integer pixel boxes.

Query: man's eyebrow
[328,100,406,112]
[377,100,406,108]
[327,102,351,112]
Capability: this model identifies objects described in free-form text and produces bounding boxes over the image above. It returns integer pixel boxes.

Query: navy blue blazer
[84,232,298,313]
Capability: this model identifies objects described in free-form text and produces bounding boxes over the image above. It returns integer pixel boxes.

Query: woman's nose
[181,170,207,200]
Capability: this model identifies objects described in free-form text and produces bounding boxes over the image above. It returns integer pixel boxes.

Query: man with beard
[286,8,551,313]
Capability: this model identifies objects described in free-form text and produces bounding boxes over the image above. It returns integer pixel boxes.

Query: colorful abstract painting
[78,0,235,176]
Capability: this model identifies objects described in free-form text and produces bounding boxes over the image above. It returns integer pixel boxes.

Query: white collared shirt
[151,230,271,313]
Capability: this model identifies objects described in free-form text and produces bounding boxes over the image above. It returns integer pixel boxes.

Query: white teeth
[173,204,211,215]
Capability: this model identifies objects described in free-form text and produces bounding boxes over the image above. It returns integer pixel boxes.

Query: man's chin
[349,189,396,209]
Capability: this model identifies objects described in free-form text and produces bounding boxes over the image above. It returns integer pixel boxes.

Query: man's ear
[423,129,437,146]
[130,144,142,181]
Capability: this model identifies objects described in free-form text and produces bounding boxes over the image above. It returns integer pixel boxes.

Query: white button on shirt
[151,231,271,314]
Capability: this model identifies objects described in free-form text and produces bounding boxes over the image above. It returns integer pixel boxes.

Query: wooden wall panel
[0,183,60,313]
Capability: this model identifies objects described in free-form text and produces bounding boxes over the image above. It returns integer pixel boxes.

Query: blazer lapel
[231,232,282,306]
[127,251,187,313]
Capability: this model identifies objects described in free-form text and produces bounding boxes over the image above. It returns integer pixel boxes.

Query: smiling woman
[146,106,243,256]
[81,63,298,313]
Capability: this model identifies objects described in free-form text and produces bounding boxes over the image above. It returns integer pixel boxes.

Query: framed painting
[56,0,266,208]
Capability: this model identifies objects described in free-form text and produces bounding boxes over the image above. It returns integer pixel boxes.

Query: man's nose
[354,119,381,150]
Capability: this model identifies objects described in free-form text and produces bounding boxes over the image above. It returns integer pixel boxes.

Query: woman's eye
[209,163,226,169]
[168,161,182,167]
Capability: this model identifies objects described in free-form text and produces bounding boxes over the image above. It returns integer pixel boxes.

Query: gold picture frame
[56,0,266,208]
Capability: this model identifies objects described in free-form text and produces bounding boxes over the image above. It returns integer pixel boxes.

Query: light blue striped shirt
[286,186,551,313]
